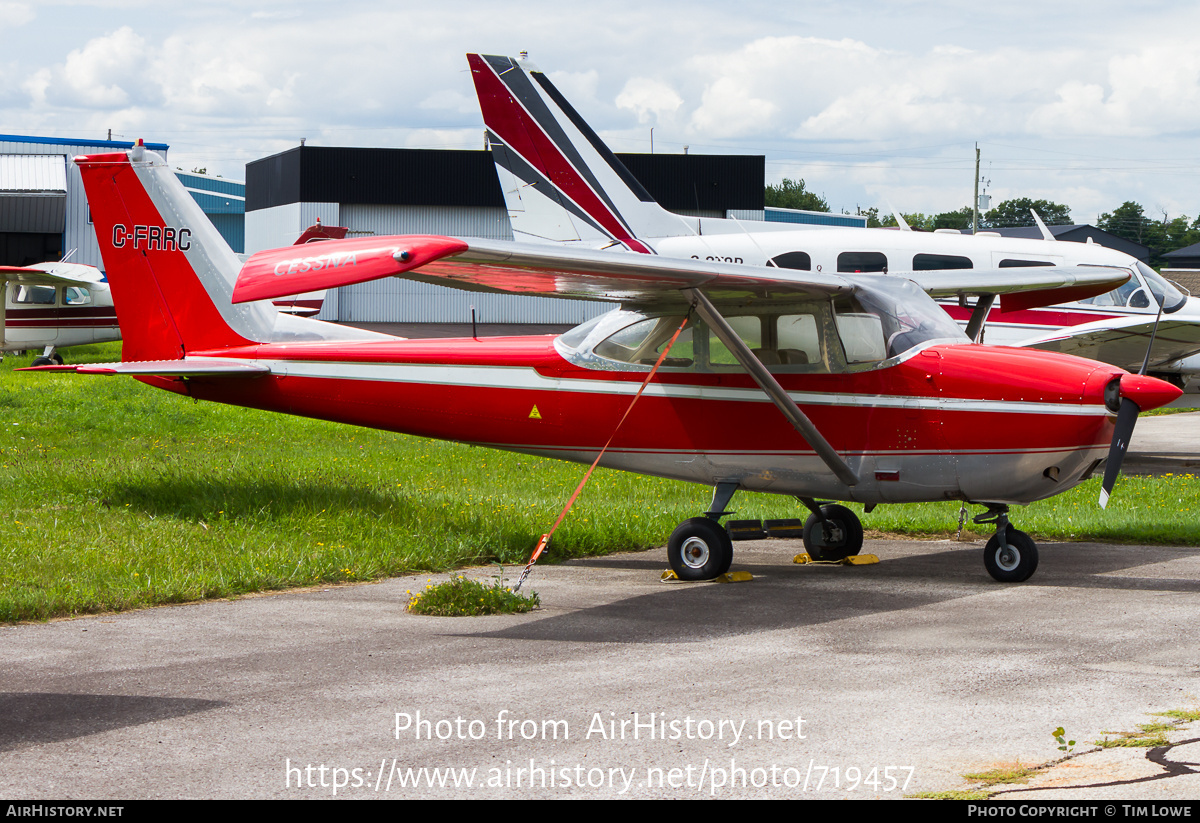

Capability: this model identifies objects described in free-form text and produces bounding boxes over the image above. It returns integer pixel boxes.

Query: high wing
[1019,316,1200,373]
[232,235,1130,309]
[0,262,104,288]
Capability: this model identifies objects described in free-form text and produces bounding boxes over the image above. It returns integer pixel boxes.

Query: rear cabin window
[837,252,887,273]
[913,253,972,270]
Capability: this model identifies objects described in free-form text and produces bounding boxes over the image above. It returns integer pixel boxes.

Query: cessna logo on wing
[272,251,360,276]
[112,224,192,252]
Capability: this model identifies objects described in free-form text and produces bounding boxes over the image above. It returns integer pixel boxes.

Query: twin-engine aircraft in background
[466,53,1200,390]
[1,221,339,366]
[28,140,1181,585]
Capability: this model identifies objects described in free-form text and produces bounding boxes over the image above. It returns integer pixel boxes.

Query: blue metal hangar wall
[244,145,780,324]
[0,134,247,269]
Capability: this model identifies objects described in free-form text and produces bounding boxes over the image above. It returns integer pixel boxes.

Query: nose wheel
[975,505,1039,582]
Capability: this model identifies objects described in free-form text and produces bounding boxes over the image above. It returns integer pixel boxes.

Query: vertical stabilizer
[76,144,276,360]
[469,53,691,251]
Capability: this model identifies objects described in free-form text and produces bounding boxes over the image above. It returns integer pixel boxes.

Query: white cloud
[615,77,682,124]
[0,1,33,28]
[26,27,155,109]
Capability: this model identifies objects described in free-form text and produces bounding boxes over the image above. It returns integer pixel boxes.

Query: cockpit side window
[592,316,694,367]
[64,286,92,306]
[831,296,887,364]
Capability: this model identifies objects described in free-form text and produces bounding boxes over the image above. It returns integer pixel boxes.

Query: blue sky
[3,0,1198,224]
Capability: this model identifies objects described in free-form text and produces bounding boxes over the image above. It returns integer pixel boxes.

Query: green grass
[962,765,1038,786]
[909,790,993,800]
[1096,721,1174,748]
[1153,709,1200,722]
[406,573,539,616]
[5,341,1200,621]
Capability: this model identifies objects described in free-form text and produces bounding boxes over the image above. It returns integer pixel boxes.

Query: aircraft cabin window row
[570,280,968,375]
[767,251,1068,273]
[7,284,92,307]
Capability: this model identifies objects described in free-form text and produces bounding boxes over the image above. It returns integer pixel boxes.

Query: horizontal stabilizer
[20,359,271,376]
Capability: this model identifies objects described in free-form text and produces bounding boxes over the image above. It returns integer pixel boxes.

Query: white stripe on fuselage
[254,358,1110,417]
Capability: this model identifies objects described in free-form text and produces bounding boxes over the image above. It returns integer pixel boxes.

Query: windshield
[1138,262,1188,313]
[846,277,968,359]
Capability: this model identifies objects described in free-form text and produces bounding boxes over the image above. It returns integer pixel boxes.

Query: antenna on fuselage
[886,202,912,232]
[726,212,780,267]
[1031,210,1056,242]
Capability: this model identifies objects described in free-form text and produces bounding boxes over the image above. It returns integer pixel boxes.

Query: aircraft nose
[1116,372,1182,412]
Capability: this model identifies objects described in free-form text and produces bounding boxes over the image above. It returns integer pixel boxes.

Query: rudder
[77,143,274,361]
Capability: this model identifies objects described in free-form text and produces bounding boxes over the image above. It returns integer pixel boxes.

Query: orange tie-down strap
[513,314,691,592]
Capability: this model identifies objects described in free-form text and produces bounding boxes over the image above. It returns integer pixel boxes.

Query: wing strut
[683,288,859,487]
[964,294,995,343]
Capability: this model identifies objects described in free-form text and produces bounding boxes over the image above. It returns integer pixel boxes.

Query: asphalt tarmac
[2,415,1200,800]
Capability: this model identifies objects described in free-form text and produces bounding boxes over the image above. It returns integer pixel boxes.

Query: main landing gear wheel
[31,356,54,367]
[802,504,864,561]
[667,517,733,580]
[983,525,1038,583]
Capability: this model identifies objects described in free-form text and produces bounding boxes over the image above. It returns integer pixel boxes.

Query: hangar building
[0,134,246,269]
[244,145,768,324]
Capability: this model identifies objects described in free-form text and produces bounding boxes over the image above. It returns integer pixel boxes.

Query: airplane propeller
[1098,301,1175,508]
[1099,378,1142,508]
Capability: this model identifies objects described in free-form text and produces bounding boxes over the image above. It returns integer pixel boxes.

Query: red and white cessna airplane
[29,137,1181,585]
[1,261,119,366]
[466,53,1200,390]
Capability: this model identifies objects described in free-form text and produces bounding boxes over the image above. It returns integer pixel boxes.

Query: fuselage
[175,325,1130,507]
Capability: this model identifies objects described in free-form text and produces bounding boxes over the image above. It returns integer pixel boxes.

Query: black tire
[983,526,1038,583]
[802,504,864,561]
[31,356,53,367]
[51,353,64,366]
[667,517,733,580]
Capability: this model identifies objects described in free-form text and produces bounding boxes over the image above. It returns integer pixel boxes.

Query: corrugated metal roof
[0,133,168,152]
[765,207,867,228]
[0,155,66,193]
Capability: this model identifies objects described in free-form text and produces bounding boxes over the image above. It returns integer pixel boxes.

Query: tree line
[764,178,1200,264]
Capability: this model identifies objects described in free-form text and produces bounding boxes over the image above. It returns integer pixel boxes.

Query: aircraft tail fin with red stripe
[75,143,277,361]
[469,53,692,252]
